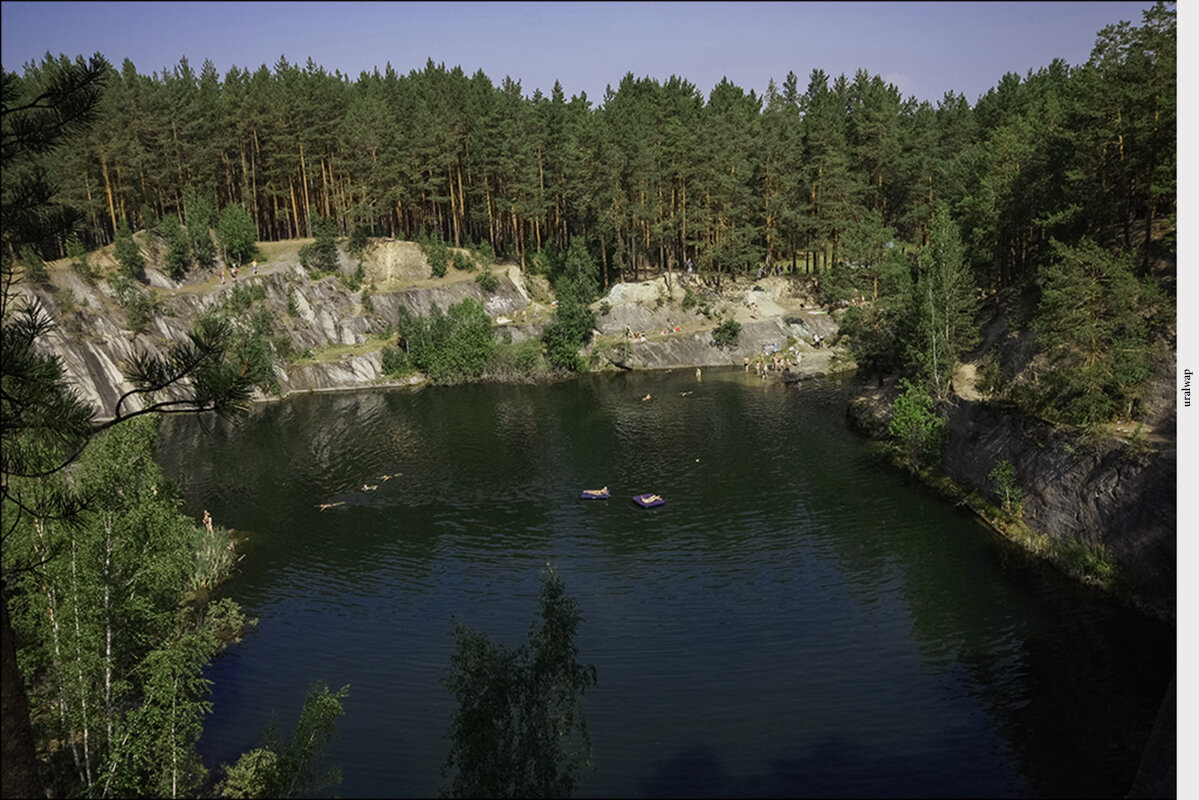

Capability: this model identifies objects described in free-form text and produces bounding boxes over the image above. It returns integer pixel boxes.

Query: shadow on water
[639,736,1017,799]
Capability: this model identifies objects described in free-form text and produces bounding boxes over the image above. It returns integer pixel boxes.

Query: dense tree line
[3,2,1174,294]
[3,52,351,799]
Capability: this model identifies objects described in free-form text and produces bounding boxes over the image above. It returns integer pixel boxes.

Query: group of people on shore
[744,350,801,378]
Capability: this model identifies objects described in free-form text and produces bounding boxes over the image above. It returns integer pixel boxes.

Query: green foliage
[1034,238,1164,425]
[1,9,1176,319]
[988,459,1023,516]
[303,211,340,273]
[473,240,495,266]
[681,289,698,310]
[426,232,449,277]
[0,52,106,285]
[340,262,365,291]
[530,241,563,278]
[225,281,267,313]
[4,417,249,798]
[835,248,914,377]
[1125,423,1153,464]
[976,353,1005,397]
[908,203,978,397]
[217,202,259,267]
[888,378,946,468]
[1,61,270,798]
[443,566,596,799]
[486,338,546,379]
[347,223,369,255]
[541,276,596,371]
[218,747,281,799]
[110,273,163,332]
[381,345,414,376]
[1054,536,1121,588]
[191,515,241,592]
[271,333,297,363]
[185,192,216,269]
[562,239,599,304]
[825,210,897,304]
[157,212,191,280]
[711,318,741,348]
[454,250,475,272]
[475,266,500,292]
[66,233,93,278]
[50,285,80,315]
[217,683,350,799]
[361,288,374,313]
[114,218,146,279]
[201,302,279,394]
[403,298,496,383]
[19,244,48,283]
[511,338,544,373]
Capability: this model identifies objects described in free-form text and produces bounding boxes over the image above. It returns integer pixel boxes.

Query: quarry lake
[155,369,1172,798]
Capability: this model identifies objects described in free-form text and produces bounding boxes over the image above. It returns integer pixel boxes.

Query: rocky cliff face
[847,365,1176,616]
[29,244,850,421]
[940,396,1175,611]
[588,275,845,373]
[28,241,535,419]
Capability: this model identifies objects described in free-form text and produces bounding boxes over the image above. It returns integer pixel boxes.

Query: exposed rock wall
[847,378,1176,615]
[29,247,536,419]
[940,398,1175,610]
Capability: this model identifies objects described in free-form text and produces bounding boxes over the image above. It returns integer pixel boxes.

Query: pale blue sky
[0,1,1163,104]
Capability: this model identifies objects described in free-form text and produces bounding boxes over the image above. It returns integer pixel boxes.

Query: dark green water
[155,369,1172,798]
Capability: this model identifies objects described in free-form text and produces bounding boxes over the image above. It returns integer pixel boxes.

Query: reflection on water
[155,369,1172,798]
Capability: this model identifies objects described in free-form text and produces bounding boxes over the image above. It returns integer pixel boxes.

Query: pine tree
[113,218,145,279]
[216,202,258,266]
[909,202,978,397]
[1034,238,1164,424]
[157,212,191,280]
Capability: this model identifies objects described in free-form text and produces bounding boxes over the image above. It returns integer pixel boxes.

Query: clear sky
[0,1,1164,105]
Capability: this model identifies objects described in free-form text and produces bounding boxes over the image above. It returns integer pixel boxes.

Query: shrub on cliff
[217,203,259,267]
[157,213,191,280]
[114,220,145,280]
[425,232,449,278]
[67,234,94,279]
[19,244,47,284]
[988,459,1023,516]
[404,298,495,383]
[475,267,499,293]
[888,378,945,468]
[542,275,595,372]
[302,212,340,274]
[711,318,741,348]
[185,192,216,269]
